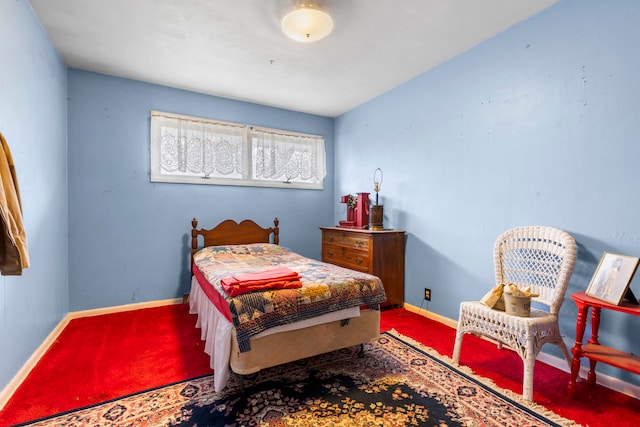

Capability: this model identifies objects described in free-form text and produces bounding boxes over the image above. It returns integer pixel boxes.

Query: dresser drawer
[322,244,370,272]
[322,230,370,251]
[320,226,406,307]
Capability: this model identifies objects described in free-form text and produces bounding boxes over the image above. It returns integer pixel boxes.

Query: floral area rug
[16,331,580,426]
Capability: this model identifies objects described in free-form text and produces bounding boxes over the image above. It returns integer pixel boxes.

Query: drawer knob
[355,256,363,265]
[355,240,364,247]
[327,251,333,258]
[326,236,334,242]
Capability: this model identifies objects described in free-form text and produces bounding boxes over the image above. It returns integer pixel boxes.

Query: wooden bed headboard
[191,217,280,264]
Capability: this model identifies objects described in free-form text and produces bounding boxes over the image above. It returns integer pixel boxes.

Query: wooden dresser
[320,227,405,307]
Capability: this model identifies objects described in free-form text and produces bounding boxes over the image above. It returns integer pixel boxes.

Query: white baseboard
[65,298,183,320]
[536,351,640,400]
[403,302,640,400]
[0,298,183,411]
[403,302,459,328]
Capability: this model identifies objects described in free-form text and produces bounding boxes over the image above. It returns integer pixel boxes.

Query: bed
[188,217,386,392]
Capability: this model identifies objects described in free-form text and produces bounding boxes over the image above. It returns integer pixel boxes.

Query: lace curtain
[250,127,326,184]
[150,111,325,189]
[152,112,247,179]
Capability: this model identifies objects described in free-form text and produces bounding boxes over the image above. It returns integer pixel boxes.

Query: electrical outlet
[424,288,431,301]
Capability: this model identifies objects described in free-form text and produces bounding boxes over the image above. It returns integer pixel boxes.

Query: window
[150,111,326,189]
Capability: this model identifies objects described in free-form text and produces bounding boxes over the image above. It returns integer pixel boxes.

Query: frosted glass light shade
[281,6,334,43]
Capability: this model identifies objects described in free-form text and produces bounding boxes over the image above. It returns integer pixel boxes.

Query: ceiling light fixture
[281,1,334,43]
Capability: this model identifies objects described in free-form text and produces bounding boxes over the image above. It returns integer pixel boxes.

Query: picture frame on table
[586,252,639,305]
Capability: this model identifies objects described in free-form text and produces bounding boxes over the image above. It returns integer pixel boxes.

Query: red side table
[568,291,640,398]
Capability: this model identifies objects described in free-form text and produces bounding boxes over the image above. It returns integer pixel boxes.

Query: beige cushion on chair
[452,226,577,402]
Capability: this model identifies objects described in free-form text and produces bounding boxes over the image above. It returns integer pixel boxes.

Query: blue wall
[335,0,640,385]
[3,0,639,394]
[67,70,335,310]
[0,1,68,390]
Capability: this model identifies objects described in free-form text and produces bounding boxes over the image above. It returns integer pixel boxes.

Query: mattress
[192,243,386,352]
[189,277,361,391]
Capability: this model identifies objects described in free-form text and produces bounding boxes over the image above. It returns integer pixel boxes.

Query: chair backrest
[494,226,577,314]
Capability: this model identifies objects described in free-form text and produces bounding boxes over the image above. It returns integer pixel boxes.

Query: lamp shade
[281,6,334,43]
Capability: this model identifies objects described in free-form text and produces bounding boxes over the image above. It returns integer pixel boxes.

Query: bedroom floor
[0,304,638,426]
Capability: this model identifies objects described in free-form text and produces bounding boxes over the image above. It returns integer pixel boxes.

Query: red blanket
[220,266,302,297]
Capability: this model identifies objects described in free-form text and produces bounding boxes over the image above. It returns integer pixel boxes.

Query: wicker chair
[452,226,577,401]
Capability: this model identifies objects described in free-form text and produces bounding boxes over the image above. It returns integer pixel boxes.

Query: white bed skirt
[188,276,359,391]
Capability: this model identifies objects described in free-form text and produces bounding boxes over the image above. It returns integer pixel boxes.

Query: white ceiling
[29,0,557,118]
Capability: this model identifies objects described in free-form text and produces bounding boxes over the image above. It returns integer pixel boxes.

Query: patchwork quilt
[192,243,386,352]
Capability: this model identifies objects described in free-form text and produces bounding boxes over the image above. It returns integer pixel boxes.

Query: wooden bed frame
[191,217,280,265]
[190,217,381,381]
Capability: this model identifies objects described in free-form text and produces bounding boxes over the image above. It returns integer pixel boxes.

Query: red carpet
[0,304,212,426]
[380,307,640,427]
[0,304,638,426]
